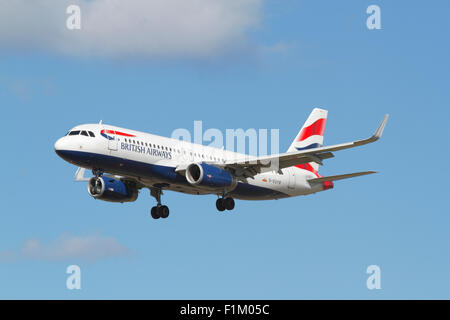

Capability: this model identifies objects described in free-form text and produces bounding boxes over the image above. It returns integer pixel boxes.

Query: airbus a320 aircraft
[54,108,388,219]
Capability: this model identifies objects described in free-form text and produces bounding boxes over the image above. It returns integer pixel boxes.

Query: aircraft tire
[216,198,226,212]
[224,197,235,210]
[151,206,160,219]
[160,205,170,218]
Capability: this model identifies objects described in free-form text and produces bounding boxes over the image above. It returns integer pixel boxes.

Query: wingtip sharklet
[373,114,389,140]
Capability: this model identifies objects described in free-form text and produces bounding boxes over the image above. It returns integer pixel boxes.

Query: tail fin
[288,108,328,173]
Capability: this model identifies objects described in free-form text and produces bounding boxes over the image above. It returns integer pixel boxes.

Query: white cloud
[0,233,133,263]
[0,0,262,58]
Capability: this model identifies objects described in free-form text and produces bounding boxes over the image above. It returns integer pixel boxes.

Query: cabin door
[288,168,296,189]
[107,130,118,151]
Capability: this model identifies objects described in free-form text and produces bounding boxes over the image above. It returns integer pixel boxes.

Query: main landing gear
[92,168,104,178]
[149,187,169,219]
[216,197,235,212]
[151,205,169,219]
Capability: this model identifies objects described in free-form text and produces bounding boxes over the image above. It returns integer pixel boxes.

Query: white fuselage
[54,124,326,200]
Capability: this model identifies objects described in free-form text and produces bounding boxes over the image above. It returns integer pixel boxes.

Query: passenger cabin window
[69,131,80,136]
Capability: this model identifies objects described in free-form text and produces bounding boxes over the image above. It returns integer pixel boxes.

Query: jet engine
[185,163,236,190]
[88,176,138,203]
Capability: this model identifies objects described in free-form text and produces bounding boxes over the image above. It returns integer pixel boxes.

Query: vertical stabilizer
[287,108,328,173]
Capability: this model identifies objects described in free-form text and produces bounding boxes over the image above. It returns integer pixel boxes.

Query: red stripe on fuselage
[101,129,136,137]
[298,118,326,141]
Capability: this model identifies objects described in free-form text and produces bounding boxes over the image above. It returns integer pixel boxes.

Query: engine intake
[186,163,236,190]
[88,176,138,203]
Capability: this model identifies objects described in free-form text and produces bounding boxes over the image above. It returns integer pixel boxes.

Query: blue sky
[0,0,449,299]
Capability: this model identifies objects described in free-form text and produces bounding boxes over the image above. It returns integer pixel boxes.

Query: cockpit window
[67,130,95,137]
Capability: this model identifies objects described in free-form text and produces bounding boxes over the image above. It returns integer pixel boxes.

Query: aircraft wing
[216,114,389,179]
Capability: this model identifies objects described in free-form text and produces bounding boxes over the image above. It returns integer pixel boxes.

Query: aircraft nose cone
[54,137,63,151]
[54,138,61,150]
[54,137,68,157]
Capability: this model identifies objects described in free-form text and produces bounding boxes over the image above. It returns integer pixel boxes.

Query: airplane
[54,108,388,219]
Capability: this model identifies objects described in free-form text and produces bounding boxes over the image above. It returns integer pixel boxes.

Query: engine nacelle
[186,163,236,191]
[88,176,138,203]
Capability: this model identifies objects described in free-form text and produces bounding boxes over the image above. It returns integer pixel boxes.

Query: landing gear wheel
[224,197,235,210]
[149,187,170,219]
[160,205,170,219]
[216,198,226,212]
[151,206,160,219]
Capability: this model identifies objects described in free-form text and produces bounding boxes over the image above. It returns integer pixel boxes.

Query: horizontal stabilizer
[308,171,377,183]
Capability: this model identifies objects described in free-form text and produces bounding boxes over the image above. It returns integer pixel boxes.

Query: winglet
[373,114,389,140]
